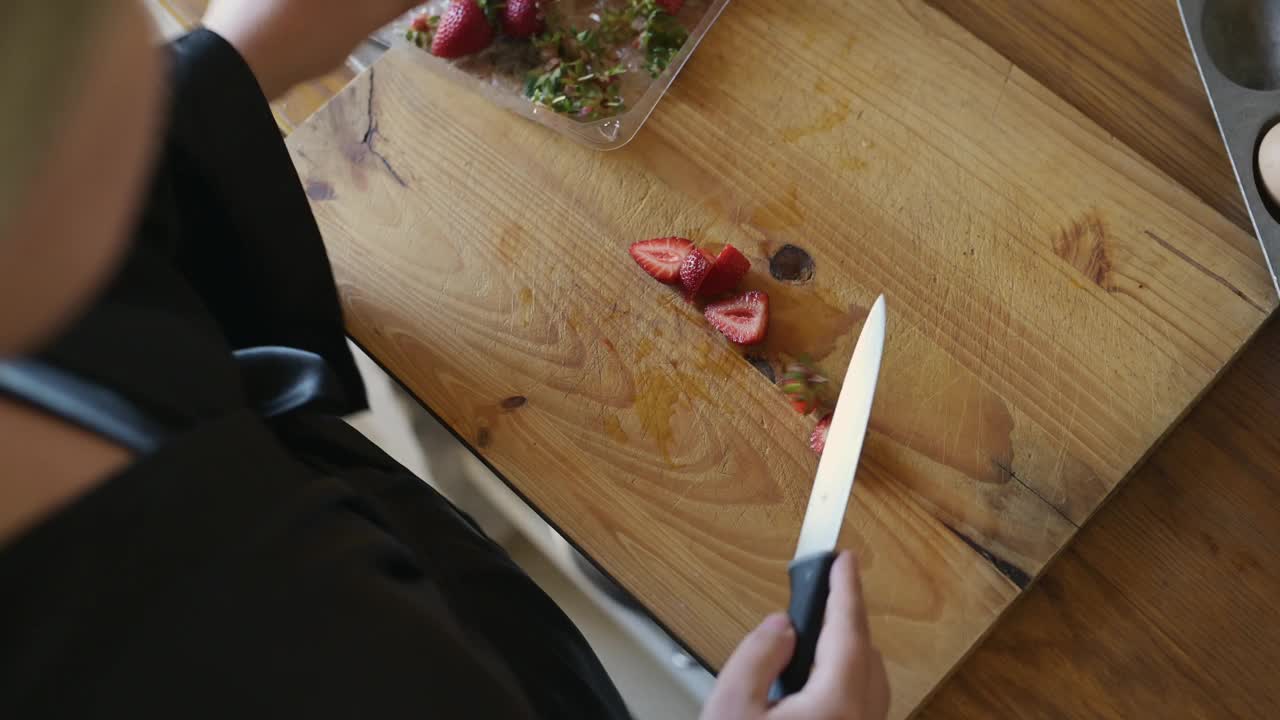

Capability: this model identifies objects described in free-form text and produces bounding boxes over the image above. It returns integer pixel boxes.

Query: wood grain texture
[918,1,1280,716]
[928,0,1253,234]
[285,0,1275,716]
[921,314,1280,719]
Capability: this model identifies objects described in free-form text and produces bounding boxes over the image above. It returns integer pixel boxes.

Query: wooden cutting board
[286,0,1275,715]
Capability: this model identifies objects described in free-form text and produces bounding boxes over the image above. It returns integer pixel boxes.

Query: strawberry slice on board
[704,290,769,345]
[810,413,832,455]
[699,244,751,298]
[679,248,716,300]
[629,237,694,284]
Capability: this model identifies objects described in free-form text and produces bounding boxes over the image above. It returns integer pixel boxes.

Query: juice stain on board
[633,366,712,463]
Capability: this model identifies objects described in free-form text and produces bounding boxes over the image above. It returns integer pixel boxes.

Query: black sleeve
[158,30,365,411]
[99,472,541,719]
[0,411,539,719]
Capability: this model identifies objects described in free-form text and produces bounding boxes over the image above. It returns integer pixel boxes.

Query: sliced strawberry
[503,0,543,38]
[679,248,715,299]
[432,0,496,58]
[656,0,685,13]
[704,290,769,345]
[699,244,751,297]
[629,237,694,284]
[810,413,832,455]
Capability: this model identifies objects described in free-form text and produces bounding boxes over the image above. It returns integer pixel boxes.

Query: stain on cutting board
[1052,210,1113,290]
[603,415,628,443]
[633,366,712,462]
[751,187,806,231]
[780,89,853,143]
[769,244,816,283]
[305,179,336,201]
[874,371,1015,485]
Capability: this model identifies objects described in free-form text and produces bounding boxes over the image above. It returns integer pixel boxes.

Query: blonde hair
[0,2,102,238]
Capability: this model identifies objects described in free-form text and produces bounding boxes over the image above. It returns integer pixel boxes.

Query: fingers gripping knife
[769,295,886,702]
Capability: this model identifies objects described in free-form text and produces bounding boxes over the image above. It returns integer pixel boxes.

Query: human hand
[700,552,889,720]
[203,0,421,99]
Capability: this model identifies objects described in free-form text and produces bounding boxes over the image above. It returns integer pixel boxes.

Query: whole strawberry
[504,0,544,38]
[656,0,685,13]
[432,0,497,59]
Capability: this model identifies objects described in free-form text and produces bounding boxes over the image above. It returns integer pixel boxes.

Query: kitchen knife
[769,294,886,702]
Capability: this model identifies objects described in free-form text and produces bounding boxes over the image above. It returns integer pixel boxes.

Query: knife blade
[769,293,886,702]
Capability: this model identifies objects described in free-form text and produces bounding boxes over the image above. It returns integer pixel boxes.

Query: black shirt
[0,31,627,719]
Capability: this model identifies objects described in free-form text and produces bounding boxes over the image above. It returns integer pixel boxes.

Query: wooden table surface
[278,0,1280,716]
[921,2,1280,717]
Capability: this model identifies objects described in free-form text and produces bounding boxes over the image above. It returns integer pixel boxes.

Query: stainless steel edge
[1177,0,1280,298]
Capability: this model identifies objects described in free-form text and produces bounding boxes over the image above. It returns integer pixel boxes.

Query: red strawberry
[679,248,715,300]
[699,244,751,297]
[810,414,832,455]
[432,0,496,58]
[503,0,544,38]
[656,0,685,13]
[411,14,432,32]
[629,237,694,284]
[704,290,769,345]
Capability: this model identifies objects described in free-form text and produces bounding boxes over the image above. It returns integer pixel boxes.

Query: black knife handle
[768,550,839,703]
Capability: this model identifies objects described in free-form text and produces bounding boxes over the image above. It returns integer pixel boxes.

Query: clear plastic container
[379,0,731,150]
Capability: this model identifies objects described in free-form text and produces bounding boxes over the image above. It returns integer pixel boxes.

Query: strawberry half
[503,0,543,38]
[656,0,685,13]
[699,244,751,297]
[704,290,769,345]
[629,237,694,284]
[432,0,496,58]
[679,248,715,300]
[810,413,832,455]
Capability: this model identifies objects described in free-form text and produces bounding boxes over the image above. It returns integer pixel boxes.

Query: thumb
[705,613,796,715]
